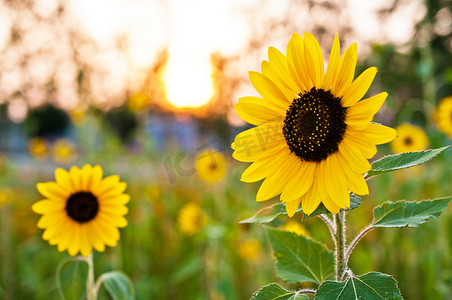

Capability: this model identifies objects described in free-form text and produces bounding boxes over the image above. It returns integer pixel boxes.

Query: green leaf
[316,272,403,300]
[266,227,334,284]
[100,271,135,300]
[302,195,362,222]
[240,195,361,224]
[251,283,309,300]
[373,197,452,228]
[366,146,450,178]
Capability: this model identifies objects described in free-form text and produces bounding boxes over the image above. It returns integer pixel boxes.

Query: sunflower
[29,137,48,160]
[435,96,452,138]
[177,202,206,235]
[391,123,428,153]
[195,149,226,183]
[51,139,78,164]
[232,32,396,216]
[32,165,129,257]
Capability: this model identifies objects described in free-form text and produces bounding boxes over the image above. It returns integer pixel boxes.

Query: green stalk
[334,211,346,281]
[86,253,97,300]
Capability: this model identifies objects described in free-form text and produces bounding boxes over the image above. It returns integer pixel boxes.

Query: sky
[0,0,433,121]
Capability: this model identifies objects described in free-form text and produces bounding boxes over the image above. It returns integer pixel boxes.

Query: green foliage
[316,272,402,300]
[266,227,334,284]
[251,283,309,300]
[100,271,135,300]
[366,146,450,178]
[373,197,452,228]
[240,195,362,224]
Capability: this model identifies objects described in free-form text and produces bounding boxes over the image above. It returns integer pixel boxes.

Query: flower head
[177,202,206,235]
[32,165,129,256]
[238,239,262,262]
[391,123,428,153]
[52,139,78,164]
[29,137,48,160]
[195,149,226,183]
[232,32,396,216]
[435,96,452,138]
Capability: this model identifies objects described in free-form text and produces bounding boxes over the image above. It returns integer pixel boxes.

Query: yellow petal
[57,220,74,252]
[98,182,127,199]
[100,205,128,216]
[235,97,285,126]
[92,175,120,196]
[286,33,307,91]
[232,122,287,162]
[67,224,81,256]
[301,183,321,216]
[249,71,291,106]
[37,212,67,229]
[55,168,74,193]
[256,154,300,202]
[32,199,65,214]
[81,164,93,192]
[303,32,324,87]
[69,166,82,191]
[332,43,357,98]
[343,133,377,159]
[36,182,70,200]
[98,212,128,228]
[100,194,131,205]
[79,225,93,257]
[346,92,387,130]
[337,143,371,174]
[323,33,340,90]
[280,161,316,201]
[336,155,369,195]
[341,67,378,107]
[91,165,104,189]
[317,160,341,214]
[268,47,300,95]
[286,33,312,90]
[358,123,397,145]
[286,199,301,217]
[240,148,290,183]
[86,222,105,252]
[91,220,117,248]
[324,154,349,209]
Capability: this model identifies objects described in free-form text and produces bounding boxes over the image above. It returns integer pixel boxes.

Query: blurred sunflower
[435,96,452,138]
[195,149,226,183]
[0,188,12,207]
[283,220,310,237]
[51,139,78,164]
[28,137,48,160]
[238,239,262,262]
[232,32,396,216]
[177,202,206,235]
[391,123,428,153]
[32,165,129,256]
[127,91,150,113]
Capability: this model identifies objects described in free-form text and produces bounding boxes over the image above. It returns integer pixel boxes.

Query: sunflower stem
[86,253,97,300]
[334,211,346,282]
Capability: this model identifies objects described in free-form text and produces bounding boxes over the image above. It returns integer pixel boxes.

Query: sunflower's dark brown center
[403,136,413,146]
[208,162,218,171]
[283,87,347,162]
[65,192,99,223]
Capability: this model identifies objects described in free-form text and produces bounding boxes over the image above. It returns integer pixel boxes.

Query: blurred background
[0,0,452,299]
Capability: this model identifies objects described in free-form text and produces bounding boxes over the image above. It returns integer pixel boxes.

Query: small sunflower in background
[32,164,129,257]
[51,139,78,164]
[232,32,396,216]
[0,188,12,207]
[283,220,310,237]
[391,123,428,153]
[177,202,206,235]
[435,96,452,138]
[195,149,226,183]
[127,91,150,113]
[28,137,48,160]
[238,239,262,262]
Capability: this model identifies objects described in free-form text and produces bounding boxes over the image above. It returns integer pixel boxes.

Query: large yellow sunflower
[232,32,396,216]
[32,164,129,257]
